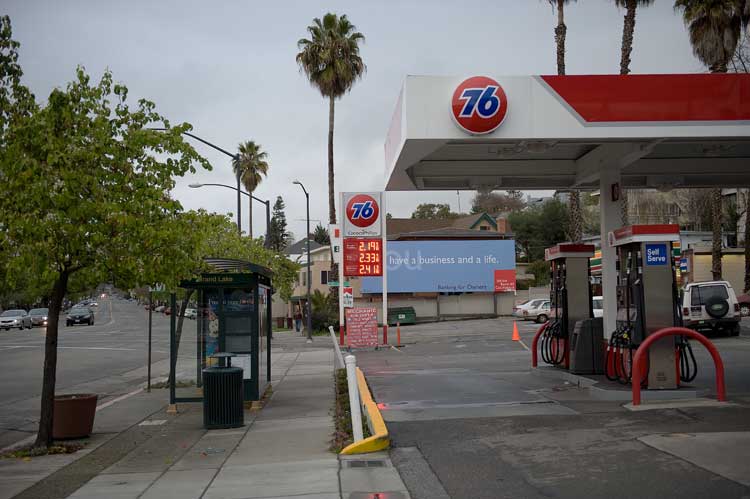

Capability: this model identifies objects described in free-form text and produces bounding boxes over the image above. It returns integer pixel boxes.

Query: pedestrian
[294,304,302,333]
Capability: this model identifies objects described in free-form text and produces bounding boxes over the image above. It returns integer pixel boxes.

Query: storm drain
[343,459,387,468]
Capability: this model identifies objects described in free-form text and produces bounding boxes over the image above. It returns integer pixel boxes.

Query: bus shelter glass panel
[258,284,270,388]
[173,294,201,401]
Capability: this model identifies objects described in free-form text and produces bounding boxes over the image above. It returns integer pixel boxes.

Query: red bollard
[339,324,345,346]
[383,324,388,346]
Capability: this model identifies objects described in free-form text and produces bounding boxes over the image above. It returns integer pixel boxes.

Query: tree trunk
[555,0,567,77]
[328,95,336,225]
[711,187,723,281]
[568,191,583,242]
[619,0,637,225]
[620,0,636,75]
[248,194,253,239]
[35,269,69,448]
[174,289,195,354]
[744,190,750,292]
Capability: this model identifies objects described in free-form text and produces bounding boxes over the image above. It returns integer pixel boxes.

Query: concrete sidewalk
[3,332,409,499]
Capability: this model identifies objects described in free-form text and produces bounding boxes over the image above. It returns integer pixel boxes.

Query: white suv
[681,281,741,336]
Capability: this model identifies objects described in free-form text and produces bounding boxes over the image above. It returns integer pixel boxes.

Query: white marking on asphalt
[96,387,144,412]
[518,339,530,351]
[138,419,167,426]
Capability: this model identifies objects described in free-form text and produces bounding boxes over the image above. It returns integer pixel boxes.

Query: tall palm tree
[547,0,582,241]
[233,141,269,238]
[296,13,366,225]
[616,0,654,226]
[675,0,748,280]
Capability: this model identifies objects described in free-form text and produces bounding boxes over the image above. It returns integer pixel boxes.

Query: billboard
[361,240,516,293]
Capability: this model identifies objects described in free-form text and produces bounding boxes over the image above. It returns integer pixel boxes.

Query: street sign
[342,287,354,308]
[345,307,378,348]
[343,238,383,276]
[328,281,339,287]
[451,76,508,135]
[342,192,382,238]
[329,224,342,265]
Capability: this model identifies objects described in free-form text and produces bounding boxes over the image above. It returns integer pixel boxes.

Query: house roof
[386,212,508,237]
[283,239,324,256]
[389,227,510,240]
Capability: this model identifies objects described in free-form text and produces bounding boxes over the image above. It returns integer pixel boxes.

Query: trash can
[202,353,244,429]
[388,307,417,326]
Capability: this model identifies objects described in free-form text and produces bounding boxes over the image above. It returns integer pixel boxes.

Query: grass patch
[330,368,370,453]
[2,442,84,460]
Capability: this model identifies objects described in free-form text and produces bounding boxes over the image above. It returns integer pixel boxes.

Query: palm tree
[233,141,269,238]
[675,0,748,280]
[616,0,654,226]
[296,13,366,225]
[547,0,582,241]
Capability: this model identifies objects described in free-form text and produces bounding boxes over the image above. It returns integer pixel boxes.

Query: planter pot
[53,394,98,439]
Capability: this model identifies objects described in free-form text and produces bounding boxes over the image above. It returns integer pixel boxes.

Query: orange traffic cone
[512,321,520,342]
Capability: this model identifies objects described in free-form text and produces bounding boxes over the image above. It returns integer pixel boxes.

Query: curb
[340,367,390,455]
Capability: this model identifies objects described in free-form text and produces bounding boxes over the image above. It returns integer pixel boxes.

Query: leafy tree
[527,260,551,286]
[675,0,748,279]
[296,13,366,226]
[508,200,569,262]
[545,0,582,241]
[0,60,212,447]
[268,196,291,251]
[471,191,526,214]
[233,141,269,238]
[411,203,459,219]
[310,289,336,331]
[312,223,330,245]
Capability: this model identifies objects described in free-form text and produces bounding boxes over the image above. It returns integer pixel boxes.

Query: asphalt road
[356,317,750,499]
[0,298,175,449]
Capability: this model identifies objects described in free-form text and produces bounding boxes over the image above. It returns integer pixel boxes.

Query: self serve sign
[645,244,668,266]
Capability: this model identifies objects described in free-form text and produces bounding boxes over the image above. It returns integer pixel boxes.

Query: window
[321,270,329,285]
[300,271,306,286]
[691,285,728,306]
[479,226,490,231]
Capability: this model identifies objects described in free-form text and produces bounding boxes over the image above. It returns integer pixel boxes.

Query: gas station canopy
[384,74,750,192]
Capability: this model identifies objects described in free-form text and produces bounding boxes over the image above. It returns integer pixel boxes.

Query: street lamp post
[293,181,312,342]
[148,128,241,235]
[189,183,271,249]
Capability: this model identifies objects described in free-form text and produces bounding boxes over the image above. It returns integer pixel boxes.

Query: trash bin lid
[210,352,236,359]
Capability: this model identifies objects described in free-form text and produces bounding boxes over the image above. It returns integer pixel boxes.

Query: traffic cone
[512,321,520,342]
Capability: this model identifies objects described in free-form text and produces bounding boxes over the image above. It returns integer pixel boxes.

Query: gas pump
[540,243,596,369]
[606,225,697,388]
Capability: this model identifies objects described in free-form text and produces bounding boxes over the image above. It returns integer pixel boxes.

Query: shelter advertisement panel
[361,240,515,293]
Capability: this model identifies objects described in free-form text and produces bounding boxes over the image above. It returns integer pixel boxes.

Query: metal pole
[265,200,271,249]
[236,170,242,235]
[345,355,364,442]
[306,190,312,342]
[148,290,153,392]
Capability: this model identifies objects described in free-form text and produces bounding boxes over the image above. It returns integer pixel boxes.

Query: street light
[189,183,271,248]
[293,180,312,343]
[149,128,242,235]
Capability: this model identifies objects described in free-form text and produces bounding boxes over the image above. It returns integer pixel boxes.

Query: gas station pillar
[599,166,622,340]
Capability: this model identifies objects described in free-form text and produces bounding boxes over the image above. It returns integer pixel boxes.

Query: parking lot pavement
[354,317,750,499]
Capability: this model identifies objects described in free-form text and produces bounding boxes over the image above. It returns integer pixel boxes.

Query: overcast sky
[6,1,703,241]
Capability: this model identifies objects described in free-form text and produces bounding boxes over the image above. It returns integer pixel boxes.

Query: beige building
[682,247,747,294]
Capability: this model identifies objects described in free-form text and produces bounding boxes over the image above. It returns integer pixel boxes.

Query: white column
[345,355,364,442]
[599,167,623,339]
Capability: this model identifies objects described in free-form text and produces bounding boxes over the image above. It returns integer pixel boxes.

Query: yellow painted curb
[340,367,390,455]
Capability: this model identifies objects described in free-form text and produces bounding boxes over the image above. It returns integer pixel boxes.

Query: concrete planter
[53,394,98,439]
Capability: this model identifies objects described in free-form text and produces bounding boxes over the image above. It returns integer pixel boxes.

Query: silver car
[29,308,49,327]
[0,309,32,330]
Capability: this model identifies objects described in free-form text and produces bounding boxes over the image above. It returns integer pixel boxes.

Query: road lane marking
[518,339,530,351]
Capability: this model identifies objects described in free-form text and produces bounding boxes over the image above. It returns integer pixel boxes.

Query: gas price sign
[343,238,383,276]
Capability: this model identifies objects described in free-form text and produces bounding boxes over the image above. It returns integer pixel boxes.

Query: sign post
[340,192,386,347]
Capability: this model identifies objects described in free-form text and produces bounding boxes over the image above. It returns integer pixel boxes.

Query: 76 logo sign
[451,76,508,135]
[343,193,382,235]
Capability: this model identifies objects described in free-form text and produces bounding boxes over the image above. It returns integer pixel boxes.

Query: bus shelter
[383,73,750,337]
[169,258,272,405]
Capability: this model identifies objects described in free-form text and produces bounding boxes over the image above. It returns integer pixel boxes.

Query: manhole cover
[344,459,386,468]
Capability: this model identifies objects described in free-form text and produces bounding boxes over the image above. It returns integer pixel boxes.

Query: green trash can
[388,307,417,326]
[202,353,244,429]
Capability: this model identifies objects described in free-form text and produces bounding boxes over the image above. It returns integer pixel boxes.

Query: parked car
[737,293,750,317]
[681,281,741,336]
[0,310,32,330]
[592,296,604,318]
[185,308,197,320]
[513,299,549,322]
[154,305,165,313]
[66,306,95,326]
[29,308,49,327]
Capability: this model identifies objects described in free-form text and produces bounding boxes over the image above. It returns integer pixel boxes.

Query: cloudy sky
[6,1,703,241]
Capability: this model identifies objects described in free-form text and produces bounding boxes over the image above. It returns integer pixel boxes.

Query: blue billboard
[361,240,516,293]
